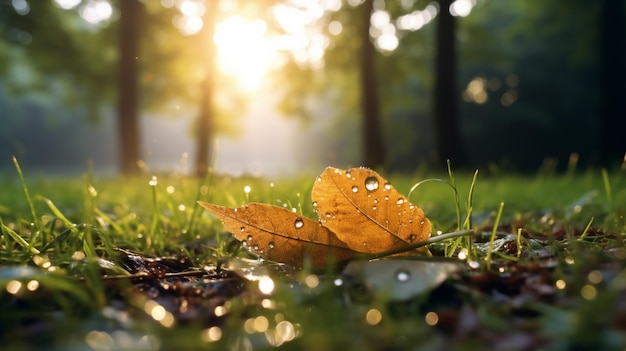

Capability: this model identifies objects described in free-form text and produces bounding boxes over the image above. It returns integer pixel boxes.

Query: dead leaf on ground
[312,167,431,252]
[200,167,432,268]
[198,202,358,267]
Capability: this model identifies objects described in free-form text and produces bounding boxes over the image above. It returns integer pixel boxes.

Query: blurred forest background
[1,0,624,177]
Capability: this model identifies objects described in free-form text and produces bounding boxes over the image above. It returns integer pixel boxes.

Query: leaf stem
[364,230,474,260]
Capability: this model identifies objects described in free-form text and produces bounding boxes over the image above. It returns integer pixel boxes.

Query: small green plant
[408,160,479,258]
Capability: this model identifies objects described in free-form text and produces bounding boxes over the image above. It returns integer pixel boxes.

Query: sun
[213,16,278,92]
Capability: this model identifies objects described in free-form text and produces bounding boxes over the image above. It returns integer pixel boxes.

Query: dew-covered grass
[1,159,625,350]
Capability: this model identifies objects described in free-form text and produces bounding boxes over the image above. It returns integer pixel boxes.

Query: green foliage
[1,160,625,349]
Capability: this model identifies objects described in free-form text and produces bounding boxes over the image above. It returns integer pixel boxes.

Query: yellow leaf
[198,202,358,267]
[311,167,431,253]
[200,167,432,268]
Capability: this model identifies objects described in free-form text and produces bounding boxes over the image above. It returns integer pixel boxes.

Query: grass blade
[0,217,40,255]
[486,202,505,270]
[12,157,41,239]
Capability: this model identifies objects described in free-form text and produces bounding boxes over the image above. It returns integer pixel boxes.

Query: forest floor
[1,163,625,351]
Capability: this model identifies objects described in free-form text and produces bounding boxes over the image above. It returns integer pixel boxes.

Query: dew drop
[364,176,379,191]
[351,186,358,193]
[346,171,352,179]
[294,218,304,229]
[240,227,245,232]
[397,198,404,205]
[384,196,390,201]
[468,260,481,269]
[247,235,253,241]
[317,176,322,182]
[269,242,275,249]
[372,206,377,211]
[253,244,259,251]
[242,241,248,247]
[384,183,392,190]
[396,269,411,282]
[408,234,417,242]
[325,212,332,218]
[312,201,318,208]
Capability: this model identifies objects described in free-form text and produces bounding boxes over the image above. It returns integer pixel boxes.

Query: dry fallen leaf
[200,167,431,268]
[198,202,358,267]
[311,167,431,253]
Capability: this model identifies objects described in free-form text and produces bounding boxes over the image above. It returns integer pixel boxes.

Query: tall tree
[359,0,385,169]
[194,1,218,177]
[433,0,464,168]
[117,0,143,175]
[599,0,626,166]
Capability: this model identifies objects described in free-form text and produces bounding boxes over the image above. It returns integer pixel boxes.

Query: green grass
[1,161,625,350]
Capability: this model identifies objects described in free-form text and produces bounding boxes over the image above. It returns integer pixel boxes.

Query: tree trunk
[195,2,218,177]
[117,0,142,175]
[359,0,386,169]
[433,0,465,168]
[599,0,626,167]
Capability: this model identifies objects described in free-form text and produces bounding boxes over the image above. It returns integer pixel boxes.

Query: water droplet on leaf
[247,235,253,241]
[269,242,275,249]
[364,176,379,191]
[294,218,304,229]
[352,186,358,193]
[396,269,411,282]
[384,183,392,190]
[397,198,404,205]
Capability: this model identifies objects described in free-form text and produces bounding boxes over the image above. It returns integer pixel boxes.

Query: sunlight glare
[328,21,343,35]
[348,0,365,6]
[396,4,437,32]
[321,0,342,11]
[370,10,398,52]
[258,276,275,294]
[12,0,29,15]
[214,16,277,91]
[54,0,81,10]
[272,3,331,68]
[79,0,113,24]
[179,0,205,16]
[450,0,475,17]
[174,14,203,35]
